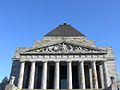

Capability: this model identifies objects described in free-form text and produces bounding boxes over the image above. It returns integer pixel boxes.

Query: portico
[18,57,108,89]
[10,23,119,90]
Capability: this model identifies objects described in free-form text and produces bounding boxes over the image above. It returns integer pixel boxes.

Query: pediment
[25,42,107,54]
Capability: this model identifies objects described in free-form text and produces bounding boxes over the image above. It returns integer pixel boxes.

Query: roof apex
[44,23,86,37]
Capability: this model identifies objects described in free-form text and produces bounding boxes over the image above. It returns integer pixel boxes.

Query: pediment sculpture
[26,42,106,54]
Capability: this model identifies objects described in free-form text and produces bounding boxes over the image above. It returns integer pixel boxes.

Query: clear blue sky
[0,0,120,82]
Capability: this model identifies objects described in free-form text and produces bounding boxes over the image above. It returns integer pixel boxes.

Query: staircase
[22,89,104,90]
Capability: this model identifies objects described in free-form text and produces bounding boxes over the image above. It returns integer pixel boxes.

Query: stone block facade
[2,23,120,90]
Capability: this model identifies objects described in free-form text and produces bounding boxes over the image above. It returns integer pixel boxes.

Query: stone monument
[2,23,120,90]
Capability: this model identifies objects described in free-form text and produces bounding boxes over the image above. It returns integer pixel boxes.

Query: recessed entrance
[60,62,67,89]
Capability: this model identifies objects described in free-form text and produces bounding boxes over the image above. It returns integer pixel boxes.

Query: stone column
[103,61,109,88]
[54,61,60,89]
[89,65,93,89]
[92,61,98,89]
[99,64,105,89]
[67,61,72,89]
[78,61,85,89]
[28,62,36,89]
[18,62,25,89]
[41,62,47,89]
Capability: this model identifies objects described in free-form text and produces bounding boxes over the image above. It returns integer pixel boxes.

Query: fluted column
[18,62,25,89]
[54,61,60,89]
[28,62,36,89]
[41,62,47,89]
[92,61,98,89]
[89,65,93,89]
[103,61,109,88]
[99,64,105,89]
[78,61,85,89]
[67,61,72,89]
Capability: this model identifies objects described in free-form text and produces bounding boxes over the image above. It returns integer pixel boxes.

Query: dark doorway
[96,65,102,88]
[84,64,90,89]
[34,62,43,89]
[60,62,67,89]
[47,64,55,89]
[72,63,79,89]
[22,62,31,89]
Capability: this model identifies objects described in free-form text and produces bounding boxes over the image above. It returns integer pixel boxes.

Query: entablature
[19,54,107,62]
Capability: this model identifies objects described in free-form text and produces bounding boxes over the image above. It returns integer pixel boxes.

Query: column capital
[31,61,36,63]
[92,61,97,65]
[67,61,72,63]
[20,61,25,63]
[78,60,84,62]
[79,61,84,63]
[100,61,107,65]
[54,61,60,63]
[42,61,48,63]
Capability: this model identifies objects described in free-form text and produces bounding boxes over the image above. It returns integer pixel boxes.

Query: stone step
[22,89,103,90]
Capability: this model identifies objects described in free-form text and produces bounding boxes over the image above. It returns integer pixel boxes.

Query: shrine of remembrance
[8,23,119,90]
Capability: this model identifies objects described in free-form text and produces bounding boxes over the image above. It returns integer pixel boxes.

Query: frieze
[20,54,105,59]
[20,54,107,62]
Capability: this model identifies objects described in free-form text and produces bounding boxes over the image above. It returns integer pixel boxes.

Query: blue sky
[0,0,120,82]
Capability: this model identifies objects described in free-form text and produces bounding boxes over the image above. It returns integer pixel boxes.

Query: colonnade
[17,61,109,89]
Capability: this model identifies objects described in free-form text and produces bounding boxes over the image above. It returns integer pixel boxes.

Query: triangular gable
[24,42,107,54]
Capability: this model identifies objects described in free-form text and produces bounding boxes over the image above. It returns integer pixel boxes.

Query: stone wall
[107,60,119,85]
[10,60,21,86]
